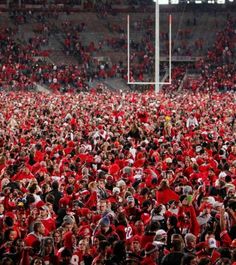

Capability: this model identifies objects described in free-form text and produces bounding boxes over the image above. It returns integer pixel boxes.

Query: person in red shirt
[141,242,159,265]
[196,236,221,264]
[24,221,45,254]
[95,216,119,242]
[92,240,110,265]
[115,212,133,241]
[133,220,145,236]
[71,239,93,265]
[38,204,56,234]
[124,196,141,223]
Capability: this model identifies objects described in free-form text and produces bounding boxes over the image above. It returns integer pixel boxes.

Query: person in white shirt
[186,114,199,129]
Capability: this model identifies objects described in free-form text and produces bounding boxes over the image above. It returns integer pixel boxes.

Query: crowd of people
[0,6,236,265]
[0,88,235,265]
[4,6,236,89]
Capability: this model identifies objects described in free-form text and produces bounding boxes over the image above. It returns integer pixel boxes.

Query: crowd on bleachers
[0,24,92,92]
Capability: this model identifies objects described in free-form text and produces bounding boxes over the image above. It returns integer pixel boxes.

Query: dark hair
[25,194,35,205]
[61,248,72,258]
[218,247,231,260]
[4,217,14,227]
[0,257,14,265]
[181,254,196,265]
[39,237,54,257]
[171,238,183,252]
[198,258,210,265]
[98,240,110,252]
[232,249,236,262]
[168,215,178,227]
[30,257,45,265]
[33,221,43,233]
[4,229,15,241]
[29,184,37,194]
[45,193,55,204]
[66,186,74,195]
[113,240,126,258]
[52,181,59,190]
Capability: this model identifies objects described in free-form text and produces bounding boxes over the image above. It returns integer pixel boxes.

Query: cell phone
[187,195,193,204]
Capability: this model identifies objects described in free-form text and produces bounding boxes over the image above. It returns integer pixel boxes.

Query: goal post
[127,0,172,93]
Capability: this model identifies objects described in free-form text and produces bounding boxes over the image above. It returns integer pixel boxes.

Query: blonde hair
[159,179,169,190]
[88,181,97,190]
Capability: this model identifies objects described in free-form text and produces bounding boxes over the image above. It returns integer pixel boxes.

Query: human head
[1,257,14,265]
[39,205,49,219]
[167,215,178,229]
[134,220,145,234]
[171,236,184,252]
[185,233,197,250]
[97,200,107,213]
[154,229,167,245]
[33,221,45,235]
[131,235,141,253]
[60,248,72,263]
[181,254,198,265]
[126,196,135,208]
[98,240,110,254]
[4,229,17,242]
[0,203,4,214]
[41,237,54,256]
[145,242,159,260]
[52,230,62,244]
[78,239,87,253]
[100,217,110,233]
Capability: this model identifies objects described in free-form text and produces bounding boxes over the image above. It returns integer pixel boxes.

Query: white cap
[116,180,126,187]
[183,185,193,195]
[165,158,172,164]
[126,159,134,165]
[112,187,120,194]
[213,201,223,209]
[206,196,216,206]
[155,229,167,238]
[196,146,202,153]
[208,238,217,248]
[219,172,227,179]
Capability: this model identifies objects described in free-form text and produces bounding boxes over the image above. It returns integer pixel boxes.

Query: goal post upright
[127,1,172,92]
[155,0,160,93]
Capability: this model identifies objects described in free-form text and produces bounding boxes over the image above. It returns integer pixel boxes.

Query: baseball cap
[63,215,74,225]
[100,217,110,227]
[208,238,217,248]
[155,229,167,240]
[117,180,126,187]
[127,196,135,203]
[166,158,172,164]
[112,187,120,194]
[145,242,158,255]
